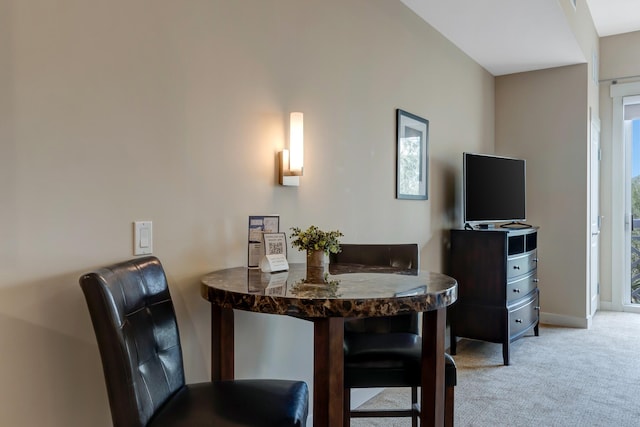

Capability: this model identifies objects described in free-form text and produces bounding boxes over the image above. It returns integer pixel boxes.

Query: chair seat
[149,379,309,427]
[344,332,457,389]
[333,244,456,426]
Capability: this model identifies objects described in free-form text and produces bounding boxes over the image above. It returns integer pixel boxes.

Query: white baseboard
[599,301,613,311]
[350,388,384,409]
[540,311,589,328]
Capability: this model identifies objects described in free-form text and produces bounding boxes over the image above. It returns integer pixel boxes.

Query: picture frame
[396,109,429,200]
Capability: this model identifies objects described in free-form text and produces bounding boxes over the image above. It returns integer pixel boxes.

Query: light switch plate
[133,221,153,255]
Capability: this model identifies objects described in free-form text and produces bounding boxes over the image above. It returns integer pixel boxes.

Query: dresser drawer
[507,272,538,303]
[507,249,538,279]
[509,291,539,337]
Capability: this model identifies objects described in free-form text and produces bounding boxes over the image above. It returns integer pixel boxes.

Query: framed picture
[263,232,287,257]
[396,109,429,200]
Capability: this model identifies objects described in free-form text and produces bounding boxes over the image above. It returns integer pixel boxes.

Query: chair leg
[411,386,418,427]
[343,388,351,427]
[445,384,455,427]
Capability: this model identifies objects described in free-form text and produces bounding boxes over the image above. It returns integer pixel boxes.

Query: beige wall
[600,30,640,83]
[496,64,590,323]
[494,0,599,326]
[598,30,640,306]
[0,0,494,425]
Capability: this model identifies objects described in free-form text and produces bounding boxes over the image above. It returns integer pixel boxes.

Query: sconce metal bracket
[279,151,300,186]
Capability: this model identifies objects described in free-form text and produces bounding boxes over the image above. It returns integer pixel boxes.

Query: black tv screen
[463,152,526,223]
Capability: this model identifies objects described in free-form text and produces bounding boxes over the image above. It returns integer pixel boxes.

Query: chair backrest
[330,243,419,270]
[80,256,185,427]
[330,243,420,334]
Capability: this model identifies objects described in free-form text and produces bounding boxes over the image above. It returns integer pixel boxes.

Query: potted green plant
[290,225,343,284]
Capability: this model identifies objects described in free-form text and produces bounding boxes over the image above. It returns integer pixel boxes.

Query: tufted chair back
[330,243,457,427]
[332,243,419,270]
[80,256,184,427]
[330,243,420,335]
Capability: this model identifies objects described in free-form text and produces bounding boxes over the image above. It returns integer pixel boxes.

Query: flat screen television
[463,152,528,228]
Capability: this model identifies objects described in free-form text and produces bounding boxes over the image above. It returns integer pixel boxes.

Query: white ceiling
[588,0,640,37]
[401,0,640,76]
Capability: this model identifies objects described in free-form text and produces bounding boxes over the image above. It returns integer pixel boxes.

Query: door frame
[589,111,600,319]
[610,81,640,312]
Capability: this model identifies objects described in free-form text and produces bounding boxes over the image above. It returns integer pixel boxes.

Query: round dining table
[201,263,457,427]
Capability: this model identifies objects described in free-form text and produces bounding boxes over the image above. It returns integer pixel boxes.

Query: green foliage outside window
[631,176,640,303]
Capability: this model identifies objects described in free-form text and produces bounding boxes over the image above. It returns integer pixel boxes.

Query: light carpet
[351,311,640,426]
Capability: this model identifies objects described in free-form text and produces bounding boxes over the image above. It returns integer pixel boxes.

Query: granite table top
[200,263,457,318]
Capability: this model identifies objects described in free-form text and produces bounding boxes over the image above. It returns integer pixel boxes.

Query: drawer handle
[513,288,521,293]
[513,265,520,270]
[534,258,539,262]
[515,319,523,323]
[535,306,541,311]
[533,278,539,283]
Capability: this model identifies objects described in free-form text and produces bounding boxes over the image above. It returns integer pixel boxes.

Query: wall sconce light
[279,112,304,186]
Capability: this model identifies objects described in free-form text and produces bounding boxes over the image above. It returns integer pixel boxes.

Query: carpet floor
[351,310,640,426]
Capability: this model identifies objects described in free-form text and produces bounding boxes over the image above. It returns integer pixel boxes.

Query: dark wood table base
[421,308,446,427]
[210,306,447,427]
[313,317,345,426]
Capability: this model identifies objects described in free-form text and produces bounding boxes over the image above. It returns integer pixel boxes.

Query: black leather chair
[329,244,456,427]
[80,256,309,427]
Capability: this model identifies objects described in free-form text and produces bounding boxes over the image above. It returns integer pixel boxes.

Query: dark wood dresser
[449,226,540,365]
